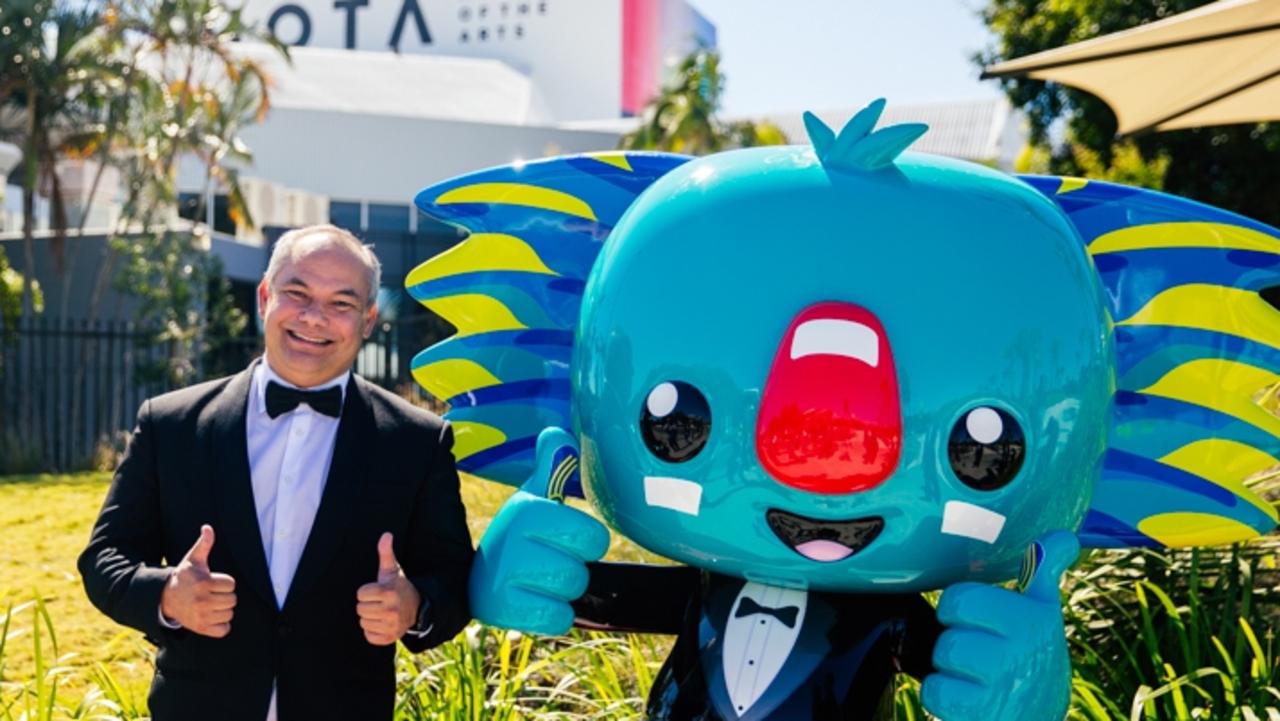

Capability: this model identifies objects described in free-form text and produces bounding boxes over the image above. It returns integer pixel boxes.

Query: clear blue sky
[685,0,1004,117]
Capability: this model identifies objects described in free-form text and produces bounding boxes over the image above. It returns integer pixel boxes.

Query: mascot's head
[572,100,1110,591]
[408,99,1280,592]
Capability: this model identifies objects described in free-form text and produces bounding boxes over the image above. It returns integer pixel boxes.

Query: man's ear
[257,278,270,321]
[363,303,379,339]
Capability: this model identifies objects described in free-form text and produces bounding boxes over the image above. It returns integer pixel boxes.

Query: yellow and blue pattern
[406,152,690,488]
[1020,175,1280,549]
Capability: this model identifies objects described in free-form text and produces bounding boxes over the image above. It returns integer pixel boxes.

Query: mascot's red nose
[756,302,903,494]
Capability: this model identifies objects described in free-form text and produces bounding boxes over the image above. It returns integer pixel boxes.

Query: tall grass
[1063,538,1280,720]
[1,597,664,721]
[5,540,1279,720]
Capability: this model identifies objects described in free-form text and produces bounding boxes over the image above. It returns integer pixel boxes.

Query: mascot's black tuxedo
[79,362,474,721]
[575,564,940,721]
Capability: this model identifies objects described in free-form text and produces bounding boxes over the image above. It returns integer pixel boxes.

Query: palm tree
[620,47,788,155]
[0,0,110,319]
[92,0,282,383]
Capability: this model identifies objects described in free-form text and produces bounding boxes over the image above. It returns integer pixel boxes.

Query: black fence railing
[0,315,451,473]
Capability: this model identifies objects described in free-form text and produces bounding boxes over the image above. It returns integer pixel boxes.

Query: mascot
[405,99,1280,720]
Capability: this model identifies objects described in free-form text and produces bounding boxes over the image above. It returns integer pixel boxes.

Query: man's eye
[285,289,307,301]
[332,302,354,311]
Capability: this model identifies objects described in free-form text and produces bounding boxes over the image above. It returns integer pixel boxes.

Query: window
[329,200,362,231]
[367,203,410,233]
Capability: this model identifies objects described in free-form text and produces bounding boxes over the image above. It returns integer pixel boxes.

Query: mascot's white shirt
[723,582,809,716]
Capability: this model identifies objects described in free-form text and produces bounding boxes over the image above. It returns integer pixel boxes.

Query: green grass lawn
[0,470,659,709]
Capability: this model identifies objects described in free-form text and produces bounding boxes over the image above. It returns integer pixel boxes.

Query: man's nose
[755,302,902,494]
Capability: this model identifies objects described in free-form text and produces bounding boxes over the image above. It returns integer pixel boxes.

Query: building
[2,0,1026,319]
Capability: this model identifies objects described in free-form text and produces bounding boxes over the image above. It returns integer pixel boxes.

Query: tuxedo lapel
[207,361,276,609]
[282,374,374,612]
[701,577,835,721]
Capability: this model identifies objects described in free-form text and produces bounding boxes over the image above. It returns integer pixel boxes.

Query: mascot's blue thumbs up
[468,427,611,635]
[921,530,1080,721]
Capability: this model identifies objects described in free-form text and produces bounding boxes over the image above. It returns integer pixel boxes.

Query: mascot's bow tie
[266,381,342,419]
[734,597,800,628]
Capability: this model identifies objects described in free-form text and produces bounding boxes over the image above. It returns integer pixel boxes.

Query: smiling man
[79,224,474,721]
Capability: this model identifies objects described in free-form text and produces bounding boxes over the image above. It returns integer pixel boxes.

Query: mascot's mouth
[766,509,884,562]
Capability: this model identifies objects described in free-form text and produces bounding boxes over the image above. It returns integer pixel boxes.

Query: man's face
[258,239,377,388]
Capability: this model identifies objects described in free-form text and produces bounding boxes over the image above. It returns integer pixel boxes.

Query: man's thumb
[186,524,215,566]
[1018,529,1080,602]
[377,532,398,580]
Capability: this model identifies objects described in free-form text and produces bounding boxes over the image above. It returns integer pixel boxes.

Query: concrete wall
[179,108,623,205]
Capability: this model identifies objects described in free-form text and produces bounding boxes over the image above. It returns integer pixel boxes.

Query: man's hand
[356,532,421,646]
[159,525,238,638]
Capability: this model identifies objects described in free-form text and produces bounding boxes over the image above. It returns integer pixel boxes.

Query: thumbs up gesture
[920,530,1080,721]
[468,427,610,635]
[356,532,421,646]
[159,525,238,638]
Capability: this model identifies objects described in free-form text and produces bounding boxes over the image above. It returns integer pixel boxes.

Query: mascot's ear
[407,152,690,490]
[1022,176,1280,549]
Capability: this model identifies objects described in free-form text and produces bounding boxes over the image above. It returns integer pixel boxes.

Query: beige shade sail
[981,0,1280,134]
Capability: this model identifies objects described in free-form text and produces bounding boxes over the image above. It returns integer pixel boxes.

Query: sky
[684,0,1005,117]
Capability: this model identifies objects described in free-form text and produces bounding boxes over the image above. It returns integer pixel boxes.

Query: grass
[5,472,1280,719]
[0,471,663,717]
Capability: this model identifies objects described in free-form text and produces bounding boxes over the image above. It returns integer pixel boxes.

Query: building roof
[757,97,1025,167]
[232,41,554,126]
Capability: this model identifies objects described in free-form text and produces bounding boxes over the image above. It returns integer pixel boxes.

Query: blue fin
[1021,175,1280,548]
[408,151,691,488]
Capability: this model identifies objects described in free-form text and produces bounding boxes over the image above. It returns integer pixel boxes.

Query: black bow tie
[734,596,800,629]
[265,381,342,419]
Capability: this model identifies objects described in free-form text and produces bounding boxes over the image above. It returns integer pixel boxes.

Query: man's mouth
[287,329,334,346]
[766,509,883,562]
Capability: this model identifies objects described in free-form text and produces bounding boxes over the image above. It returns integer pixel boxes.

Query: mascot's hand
[468,427,610,635]
[921,530,1079,721]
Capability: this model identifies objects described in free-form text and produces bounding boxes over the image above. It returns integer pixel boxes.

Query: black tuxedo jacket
[78,362,475,721]
[574,564,941,721]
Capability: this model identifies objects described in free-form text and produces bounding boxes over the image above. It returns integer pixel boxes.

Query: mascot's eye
[947,406,1025,490]
[640,381,711,463]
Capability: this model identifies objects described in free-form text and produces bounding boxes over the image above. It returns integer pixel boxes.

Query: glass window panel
[367,203,410,232]
[329,200,362,231]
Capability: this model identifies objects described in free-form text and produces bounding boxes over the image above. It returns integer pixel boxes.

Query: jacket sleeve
[894,594,943,680]
[400,422,475,652]
[572,562,700,634]
[77,400,177,643]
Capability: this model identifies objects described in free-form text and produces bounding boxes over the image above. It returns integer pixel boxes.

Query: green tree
[88,0,282,384]
[977,0,1280,225]
[0,245,42,340]
[621,47,788,155]
[0,0,112,319]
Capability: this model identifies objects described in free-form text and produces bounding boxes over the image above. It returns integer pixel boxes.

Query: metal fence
[0,315,450,473]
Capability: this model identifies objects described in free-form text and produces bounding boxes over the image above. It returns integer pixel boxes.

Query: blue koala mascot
[406,99,1280,720]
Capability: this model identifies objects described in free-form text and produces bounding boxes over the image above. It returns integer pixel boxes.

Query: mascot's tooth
[941,501,1006,544]
[644,476,703,516]
[790,319,880,366]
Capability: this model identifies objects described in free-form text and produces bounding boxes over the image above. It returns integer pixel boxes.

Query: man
[78,224,474,721]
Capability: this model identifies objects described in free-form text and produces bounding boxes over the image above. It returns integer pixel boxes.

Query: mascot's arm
[921,530,1079,721]
[572,561,699,634]
[468,428,611,634]
[892,594,945,680]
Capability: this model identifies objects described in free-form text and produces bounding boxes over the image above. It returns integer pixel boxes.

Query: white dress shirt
[251,358,347,721]
[161,357,349,721]
[722,582,809,718]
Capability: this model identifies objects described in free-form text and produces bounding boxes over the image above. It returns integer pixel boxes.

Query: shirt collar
[254,355,351,417]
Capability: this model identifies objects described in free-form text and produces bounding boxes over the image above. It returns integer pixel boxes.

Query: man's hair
[265,224,382,306]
